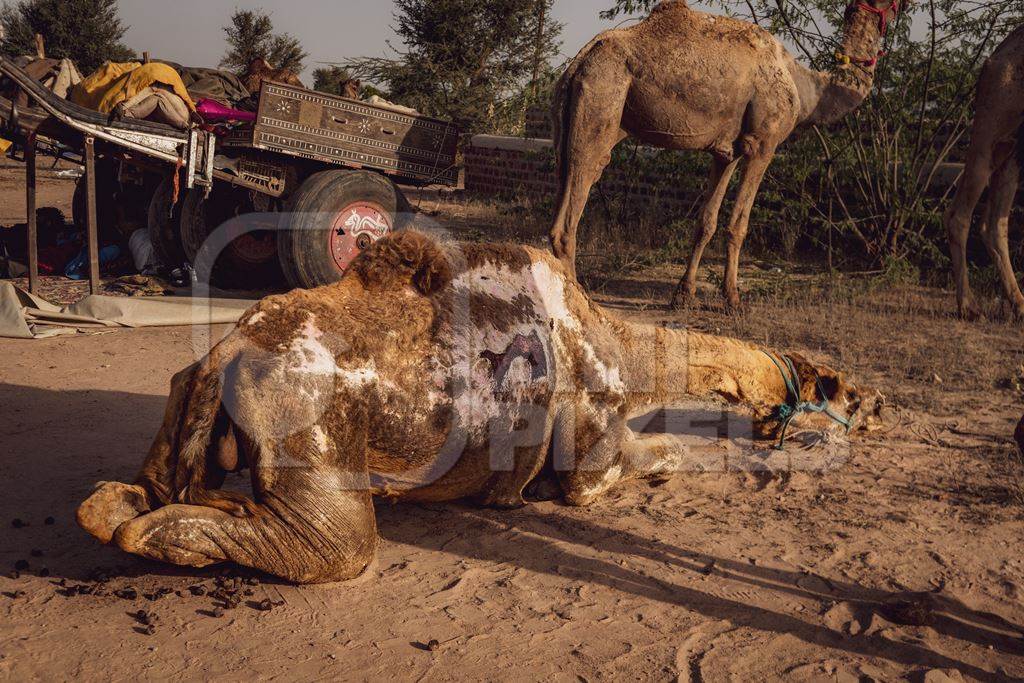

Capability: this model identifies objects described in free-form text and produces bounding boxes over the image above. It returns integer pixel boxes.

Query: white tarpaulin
[0,282,254,339]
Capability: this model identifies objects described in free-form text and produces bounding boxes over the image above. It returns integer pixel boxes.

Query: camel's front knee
[77,481,151,545]
[111,498,379,584]
[558,465,625,507]
[113,505,231,568]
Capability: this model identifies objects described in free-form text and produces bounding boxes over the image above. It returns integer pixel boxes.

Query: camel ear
[351,230,452,296]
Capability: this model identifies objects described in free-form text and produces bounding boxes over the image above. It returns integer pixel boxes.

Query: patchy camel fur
[78,231,872,584]
[549,0,899,308]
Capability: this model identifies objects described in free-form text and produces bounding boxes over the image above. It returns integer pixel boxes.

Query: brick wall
[524,105,553,139]
[464,135,702,216]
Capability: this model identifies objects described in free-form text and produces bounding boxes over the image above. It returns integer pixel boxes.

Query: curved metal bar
[0,56,213,185]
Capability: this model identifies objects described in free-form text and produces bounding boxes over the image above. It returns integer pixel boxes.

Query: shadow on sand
[2,383,1020,678]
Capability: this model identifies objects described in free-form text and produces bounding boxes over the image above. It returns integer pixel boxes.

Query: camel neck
[612,321,787,420]
[793,4,891,126]
[796,68,871,127]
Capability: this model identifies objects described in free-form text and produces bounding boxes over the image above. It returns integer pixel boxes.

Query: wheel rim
[328,201,393,272]
[226,213,278,265]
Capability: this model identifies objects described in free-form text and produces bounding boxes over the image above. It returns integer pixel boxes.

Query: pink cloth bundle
[196,98,256,123]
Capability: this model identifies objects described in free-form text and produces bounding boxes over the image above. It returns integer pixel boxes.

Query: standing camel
[945,25,1024,320]
[550,0,900,308]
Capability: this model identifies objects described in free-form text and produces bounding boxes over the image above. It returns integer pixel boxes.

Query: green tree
[0,0,135,74]
[220,8,307,75]
[313,65,354,95]
[345,0,564,134]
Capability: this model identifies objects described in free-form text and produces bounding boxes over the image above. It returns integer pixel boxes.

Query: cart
[0,56,460,292]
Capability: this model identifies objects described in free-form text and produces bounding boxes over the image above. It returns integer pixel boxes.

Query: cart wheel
[147,175,187,267]
[278,170,411,289]
[180,184,283,288]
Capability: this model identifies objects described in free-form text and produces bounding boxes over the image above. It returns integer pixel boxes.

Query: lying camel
[945,25,1024,320]
[550,0,900,308]
[78,231,870,583]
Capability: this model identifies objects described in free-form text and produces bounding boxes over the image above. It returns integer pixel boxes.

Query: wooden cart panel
[223,82,459,186]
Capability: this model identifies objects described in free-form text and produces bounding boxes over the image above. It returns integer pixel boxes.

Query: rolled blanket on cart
[116,86,193,129]
[71,62,196,118]
[157,61,253,109]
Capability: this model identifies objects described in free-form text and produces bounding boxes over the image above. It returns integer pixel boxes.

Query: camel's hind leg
[945,67,1023,319]
[112,492,377,584]
[550,65,629,279]
[113,426,379,584]
[980,155,1024,319]
[77,364,199,544]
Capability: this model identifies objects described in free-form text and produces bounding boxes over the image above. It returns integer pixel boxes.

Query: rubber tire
[147,175,188,267]
[179,185,283,289]
[277,170,411,290]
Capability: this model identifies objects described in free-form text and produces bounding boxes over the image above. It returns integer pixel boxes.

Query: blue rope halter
[762,352,853,450]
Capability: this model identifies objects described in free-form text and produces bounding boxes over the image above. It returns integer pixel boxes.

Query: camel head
[341,78,362,100]
[843,0,902,33]
[763,353,881,440]
[245,58,271,75]
[837,0,903,72]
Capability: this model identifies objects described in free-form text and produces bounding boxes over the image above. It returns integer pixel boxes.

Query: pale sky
[116,0,630,82]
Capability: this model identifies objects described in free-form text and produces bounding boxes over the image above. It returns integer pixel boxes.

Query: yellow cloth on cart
[71,62,196,114]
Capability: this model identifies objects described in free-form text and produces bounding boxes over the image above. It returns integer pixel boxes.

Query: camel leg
[554,401,630,507]
[77,364,200,544]
[980,157,1024,319]
[722,153,775,309]
[946,141,1000,318]
[112,426,379,584]
[672,155,741,308]
[550,77,629,279]
[559,428,693,506]
[112,496,376,584]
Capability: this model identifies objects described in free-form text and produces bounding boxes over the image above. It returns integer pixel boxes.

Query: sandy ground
[0,161,77,225]
[1,174,1023,681]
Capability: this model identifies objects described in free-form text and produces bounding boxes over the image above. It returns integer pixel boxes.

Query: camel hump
[651,0,690,15]
[351,230,452,296]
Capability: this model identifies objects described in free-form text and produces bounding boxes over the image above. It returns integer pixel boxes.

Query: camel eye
[818,375,841,401]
